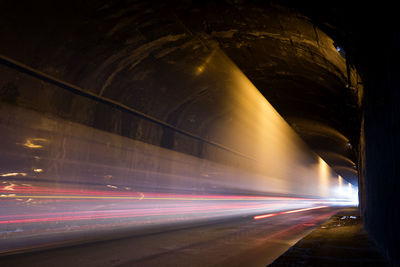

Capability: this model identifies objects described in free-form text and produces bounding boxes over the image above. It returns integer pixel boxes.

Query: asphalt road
[0,207,340,267]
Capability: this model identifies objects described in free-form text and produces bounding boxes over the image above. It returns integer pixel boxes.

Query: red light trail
[253,206,329,220]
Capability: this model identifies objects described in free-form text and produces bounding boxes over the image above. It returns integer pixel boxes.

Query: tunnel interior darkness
[0,0,399,265]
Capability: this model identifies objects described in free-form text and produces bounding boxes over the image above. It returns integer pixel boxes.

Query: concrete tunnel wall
[0,1,362,186]
[0,1,355,199]
[356,35,400,266]
[0,35,347,200]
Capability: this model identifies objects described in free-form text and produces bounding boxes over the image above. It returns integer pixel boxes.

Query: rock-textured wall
[359,35,400,265]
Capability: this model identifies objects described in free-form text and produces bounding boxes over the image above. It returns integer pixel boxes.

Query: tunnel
[0,1,398,266]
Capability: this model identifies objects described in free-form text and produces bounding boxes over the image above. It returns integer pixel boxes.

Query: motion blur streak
[281,206,329,214]
[0,48,357,253]
[253,213,278,220]
[253,206,328,220]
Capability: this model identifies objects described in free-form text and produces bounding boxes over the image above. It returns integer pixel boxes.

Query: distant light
[33,169,43,173]
[196,65,205,75]
[333,42,346,58]
[347,142,352,149]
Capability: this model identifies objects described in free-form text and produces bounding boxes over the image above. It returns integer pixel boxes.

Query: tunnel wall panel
[0,48,350,200]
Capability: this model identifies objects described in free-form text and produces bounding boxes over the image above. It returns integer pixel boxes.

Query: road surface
[0,206,340,267]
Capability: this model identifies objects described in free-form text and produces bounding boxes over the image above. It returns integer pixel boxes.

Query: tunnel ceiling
[0,1,361,185]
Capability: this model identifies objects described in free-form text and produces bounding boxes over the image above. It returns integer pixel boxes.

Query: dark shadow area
[269,208,390,266]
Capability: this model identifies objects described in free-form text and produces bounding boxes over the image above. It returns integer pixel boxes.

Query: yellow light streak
[22,138,48,149]
[23,140,43,149]
[0,172,27,177]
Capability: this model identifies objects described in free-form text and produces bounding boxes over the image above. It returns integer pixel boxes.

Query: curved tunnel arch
[0,0,360,183]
